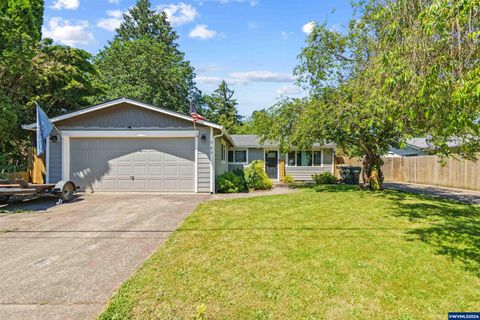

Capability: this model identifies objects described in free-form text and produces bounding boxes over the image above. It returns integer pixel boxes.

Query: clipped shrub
[312,172,338,185]
[244,160,272,190]
[281,175,294,184]
[216,171,248,193]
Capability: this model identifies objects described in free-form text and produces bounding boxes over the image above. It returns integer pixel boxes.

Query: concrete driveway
[0,193,210,320]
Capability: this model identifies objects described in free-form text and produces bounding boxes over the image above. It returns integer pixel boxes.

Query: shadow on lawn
[379,190,480,276]
[317,185,480,276]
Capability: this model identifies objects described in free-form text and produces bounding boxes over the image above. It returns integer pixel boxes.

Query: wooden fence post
[28,147,45,184]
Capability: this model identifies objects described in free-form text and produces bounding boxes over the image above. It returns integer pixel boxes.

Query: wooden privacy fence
[338,155,480,191]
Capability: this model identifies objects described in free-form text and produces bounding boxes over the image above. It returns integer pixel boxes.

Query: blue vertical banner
[35,103,54,156]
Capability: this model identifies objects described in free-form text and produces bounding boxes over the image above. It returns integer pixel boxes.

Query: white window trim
[313,150,323,167]
[221,141,227,163]
[286,150,326,168]
[228,148,248,165]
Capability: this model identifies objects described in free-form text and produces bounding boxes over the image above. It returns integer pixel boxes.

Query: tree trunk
[363,153,384,190]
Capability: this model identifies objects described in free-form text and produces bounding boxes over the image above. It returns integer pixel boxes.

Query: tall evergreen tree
[204,81,241,132]
[0,0,101,170]
[94,0,198,113]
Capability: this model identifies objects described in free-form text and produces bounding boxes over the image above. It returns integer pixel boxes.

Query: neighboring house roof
[405,137,463,150]
[231,134,277,148]
[22,97,223,131]
[230,134,336,149]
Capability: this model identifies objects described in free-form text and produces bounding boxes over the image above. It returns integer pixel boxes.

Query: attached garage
[70,138,195,192]
[23,98,233,193]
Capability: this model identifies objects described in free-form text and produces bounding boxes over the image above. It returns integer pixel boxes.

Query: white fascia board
[23,98,223,130]
[61,130,196,138]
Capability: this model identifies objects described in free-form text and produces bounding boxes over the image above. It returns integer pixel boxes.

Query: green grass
[100,186,480,320]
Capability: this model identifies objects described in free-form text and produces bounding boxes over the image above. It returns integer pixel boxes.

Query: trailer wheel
[59,182,75,202]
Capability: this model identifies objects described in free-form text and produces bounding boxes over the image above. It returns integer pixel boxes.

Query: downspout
[211,128,225,194]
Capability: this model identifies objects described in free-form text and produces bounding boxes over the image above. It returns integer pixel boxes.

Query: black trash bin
[350,166,362,185]
[338,166,362,185]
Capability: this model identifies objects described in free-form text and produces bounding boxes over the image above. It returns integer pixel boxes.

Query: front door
[265,151,278,180]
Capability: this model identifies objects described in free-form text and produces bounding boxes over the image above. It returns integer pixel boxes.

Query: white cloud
[51,0,80,10]
[189,24,219,40]
[43,17,94,46]
[196,76,223,84]
[158,3,198,26]
[277,85,302,95]
[302,21,315,34]
[97,10,123,31]
[196,70,294,86]
[108,0,120,3]
[229,71,293,84]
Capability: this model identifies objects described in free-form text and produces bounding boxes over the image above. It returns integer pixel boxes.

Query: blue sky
[42,0,353,117]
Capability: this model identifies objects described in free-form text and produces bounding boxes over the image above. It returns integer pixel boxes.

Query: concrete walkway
[385,182,480,205]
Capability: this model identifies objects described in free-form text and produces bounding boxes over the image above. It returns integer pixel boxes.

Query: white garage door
[70,138,195,192]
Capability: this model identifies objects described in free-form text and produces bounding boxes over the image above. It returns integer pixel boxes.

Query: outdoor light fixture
[201,134,207,143]
[49,135,58,143]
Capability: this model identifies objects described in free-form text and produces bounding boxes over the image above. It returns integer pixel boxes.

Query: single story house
[23,98,335,193]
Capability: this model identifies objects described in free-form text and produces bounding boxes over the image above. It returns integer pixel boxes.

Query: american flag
[189,102,208,122]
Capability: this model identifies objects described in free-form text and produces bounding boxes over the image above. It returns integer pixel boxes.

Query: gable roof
[22,97,223,130]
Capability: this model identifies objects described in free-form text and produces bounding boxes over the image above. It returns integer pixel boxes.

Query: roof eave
[22,97,223,130]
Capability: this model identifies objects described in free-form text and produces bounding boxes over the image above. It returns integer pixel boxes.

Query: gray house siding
[48,129,62,183]
[228,164,244,172]
[55,102,193,129]
[197,126,211,193]
[215,137,229,176]
[283,149,335,181]
[45,101,213,193]
[285,166,334,180]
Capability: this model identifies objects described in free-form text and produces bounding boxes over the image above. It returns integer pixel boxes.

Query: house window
[313,151,322,166]
[221,143,226,162]
[297,151,312,166]
[287,152,296,166]
[228,149,247,163]
[287,150,323,166]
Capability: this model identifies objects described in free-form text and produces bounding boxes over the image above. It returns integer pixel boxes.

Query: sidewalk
[385,182,480,205]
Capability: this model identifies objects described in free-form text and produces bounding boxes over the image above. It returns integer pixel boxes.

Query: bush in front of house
[312,172,338,185]
[216,171,248,193]
[281,175,294,184]
[244,160,273,190]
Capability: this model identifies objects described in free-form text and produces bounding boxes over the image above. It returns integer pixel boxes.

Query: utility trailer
[0,180,77,205]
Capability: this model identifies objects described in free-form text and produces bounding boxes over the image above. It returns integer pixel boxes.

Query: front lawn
[100,186,480,319]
